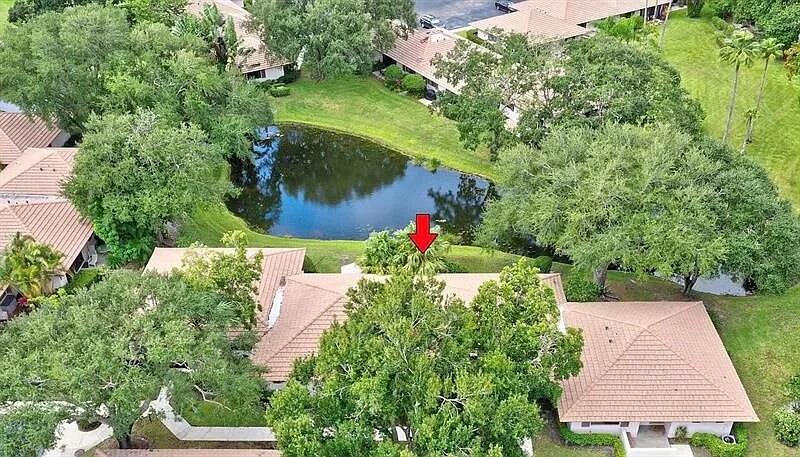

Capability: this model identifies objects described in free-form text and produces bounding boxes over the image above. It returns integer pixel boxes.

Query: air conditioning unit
[721,434,736,444]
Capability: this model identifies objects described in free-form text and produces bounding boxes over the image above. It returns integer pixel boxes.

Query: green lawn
[180,204,522,274]
[271,77,496,180]
[663,9,800,206]
[0,0,10,31]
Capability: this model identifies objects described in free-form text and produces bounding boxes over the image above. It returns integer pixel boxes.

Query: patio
[629,425,670,448]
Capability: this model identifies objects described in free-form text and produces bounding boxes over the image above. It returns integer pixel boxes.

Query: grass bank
[663,9,800,206]
[0,0,11,31]
[271,76,497,180]
[180,205,522,274]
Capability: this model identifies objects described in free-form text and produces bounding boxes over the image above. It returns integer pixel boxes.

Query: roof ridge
[643,301,703,328]
[566,301,701,329]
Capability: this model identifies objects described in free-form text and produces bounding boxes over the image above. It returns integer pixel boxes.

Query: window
[581,422,591,428]
[620,422,630,427]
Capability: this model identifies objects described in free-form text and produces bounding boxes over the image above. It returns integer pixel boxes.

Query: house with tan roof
[0,200,98,320]
[0,147,77,203]
[560,300,757,454]
[0,112,70,167]
[186,0,293,81]
[383,28,470,95]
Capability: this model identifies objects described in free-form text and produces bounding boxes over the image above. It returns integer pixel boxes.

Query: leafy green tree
[249,0,414,79]
[687,0,705,17]
[434,32,550,155]
[360,223,451,275]
[266,261,583,456]
[179,231,264,328]
[595,15,656,43]
[743,38,783,148]
[478,123,726,293]
[176,4,246,72]
[121,0,187,24]
[518,35,704,146]
[64,110,234,265]
[7,0,102,23]
[0,271,264,450]
[757,3,800,49]
[0,5,129,134]
[0,233,63,299]
[718,29,758,144]
[0,404,69,457]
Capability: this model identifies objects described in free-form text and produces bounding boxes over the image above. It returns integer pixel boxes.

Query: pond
[227,125,495,241]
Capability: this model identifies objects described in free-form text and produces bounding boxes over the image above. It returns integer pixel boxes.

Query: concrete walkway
[43,421,113,457]
[147,388,276,442]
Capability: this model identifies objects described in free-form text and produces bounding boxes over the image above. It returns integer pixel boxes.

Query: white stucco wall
[569,421,733,438]
[621,432,678,457]
[246,66,285,82]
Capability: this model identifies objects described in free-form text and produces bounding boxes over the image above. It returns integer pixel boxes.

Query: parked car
[419,14,442,29]
[495,0,515,12]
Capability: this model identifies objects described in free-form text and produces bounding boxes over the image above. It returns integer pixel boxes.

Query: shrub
[276,67,300,84]
[687,0,705,17]
[270,85,290,97]
[708,0,734,19]
[559,423,624,457]
[710,16,734,34]
[774,409,800,446]
[401,74,426,97]
[530,255,553,273]
[384,64,405,89]
[564,275,600,302]
[690,425,748,457]
[757,4,800,48]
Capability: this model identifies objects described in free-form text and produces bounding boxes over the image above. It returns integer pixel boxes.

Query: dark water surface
[227,125,495,241]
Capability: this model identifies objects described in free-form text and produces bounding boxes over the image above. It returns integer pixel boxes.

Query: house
[143,247,306,332]
[382,29,469,96]
[254,272,566,384]
[97,451,281,457]
[186,0,294,81]
[0,147,77,203]
[0,112,70,167]
[0,200,97,320]
[559,301,758,455]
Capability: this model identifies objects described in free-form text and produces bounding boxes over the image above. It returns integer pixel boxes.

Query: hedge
[401,74,426,97]
[774,408,800,446]
[270,85,291,97]
[690,424,748,457]
[564,275,601,302]
[530,255,553,273]
[558,423,624,457]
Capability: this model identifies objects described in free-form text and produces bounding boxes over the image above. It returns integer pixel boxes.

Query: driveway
[415,0,503,30]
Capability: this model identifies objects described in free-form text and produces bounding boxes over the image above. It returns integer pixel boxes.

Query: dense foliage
[773,375,800,446]
[712,0,800,45]
[0,271,264,450]
[249,0,415,79]
[266,261,583,456]
[563,275,601,302]
[64,110,233,265]
[360,223,451,275]
[690,425,749,457]
[559,424,624,457]
[0,404,68,457]
[0,233,63,299]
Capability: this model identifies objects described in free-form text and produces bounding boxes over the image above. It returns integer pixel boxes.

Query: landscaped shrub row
[689,425,749,457]
[529,255,553,273]
[558,423,624,457]
[270,84,291,97]
[383,64,426,97]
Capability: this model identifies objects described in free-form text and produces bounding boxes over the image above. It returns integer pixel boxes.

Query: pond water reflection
[227,125,495,241]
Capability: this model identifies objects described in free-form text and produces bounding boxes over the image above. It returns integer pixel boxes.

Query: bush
[529,255,553,273]
[564,275,600,302]
[708,0,734,19]
[774,408,800,446]
[710,16,734,34]
[401,74,426,97]
[690,425,748,457]
[384,64,405,90]
[270,85,290,97]
[757,4,800,47]
[559,423,624,457]
[687,0,705,17]
[276,67,300,84]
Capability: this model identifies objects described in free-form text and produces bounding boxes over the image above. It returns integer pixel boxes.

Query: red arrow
[408,213,438,254]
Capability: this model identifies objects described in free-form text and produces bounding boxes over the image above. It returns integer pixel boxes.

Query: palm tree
[719,30,758,144]
[742,38,783,148]
[659,1,672,48]
[0,233,63,299]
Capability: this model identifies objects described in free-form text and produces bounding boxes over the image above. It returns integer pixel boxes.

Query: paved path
[44,421,113,457]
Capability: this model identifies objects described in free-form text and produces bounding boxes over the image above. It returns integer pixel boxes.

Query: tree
[64,110,234,265]
[120,0,188,25]
[719,29,758,144]
[7,0,102,23]
[176,4,248,72]
[659,0,672,47]
[249,0,414,80]
[477,123,727,293]
[265,261,583,456]
[360,223,451,275]
[594,15,656,43]
[787,43,800,81]
[0,404,69,457]
[0,5,130,134]
[434,32,552,155]
[0,271,264,450]
[743,38,783,148]
[0,233,63,299]
[757,3,800,49]
[179,231,264,328]
[518,35,704,146]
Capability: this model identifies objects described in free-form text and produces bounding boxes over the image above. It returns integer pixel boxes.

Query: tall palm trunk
[643,0,649,22]
[659,1,672,48]
[745,57,771,144]
[723,61,741,144]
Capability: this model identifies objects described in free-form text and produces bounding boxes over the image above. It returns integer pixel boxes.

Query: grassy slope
[0,0,10,32]
[663,9,800,206]
[271,77,497,180]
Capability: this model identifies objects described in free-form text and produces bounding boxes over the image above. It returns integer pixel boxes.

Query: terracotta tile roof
[0,200,93,268]
[144,247,306,326]
[0,147,76,200]
[186,0,291,73]
[255,273,566,381]
[96,451,281,457]
[0,113,64,165]
[558,301,759,423]
[470,6,588,41]
[385,29,470,93]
